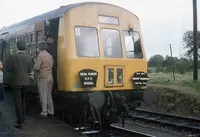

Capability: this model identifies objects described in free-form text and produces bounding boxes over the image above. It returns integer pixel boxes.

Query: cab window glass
[75,27,99,57]
[102,29,122,58]
[124,31,143,58]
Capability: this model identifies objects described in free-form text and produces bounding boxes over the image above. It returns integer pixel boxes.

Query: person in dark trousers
[46,34,57,92]
[7,40,32,129]
[0,61,4,103]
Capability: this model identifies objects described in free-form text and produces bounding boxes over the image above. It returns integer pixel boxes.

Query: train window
[25,35,30,45]
[16,37,19,43]
[107,68,114,84]
[102,29,122,58]
[30,33,35,44]
[37,31,44,42]
[124,31,143,58]
[117,68,123,84]
[30,34,33,43]
[16,36,22,43]
[98,16,119,25]
[13,38,16,46]
[75,27,99,57]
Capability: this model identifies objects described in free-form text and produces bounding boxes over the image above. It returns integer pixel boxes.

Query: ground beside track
[0,90,86,137]
[141,84,200,117]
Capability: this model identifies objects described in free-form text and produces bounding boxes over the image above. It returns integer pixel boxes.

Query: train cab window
[102,29,122,58]
[75,27,99,57]
[124,31,143,58]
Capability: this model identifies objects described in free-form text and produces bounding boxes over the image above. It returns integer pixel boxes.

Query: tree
[182,31,200,59]
[148,54,164,67]
[162,55,178,73]
[176,58,192,74]
[148,54,193,74]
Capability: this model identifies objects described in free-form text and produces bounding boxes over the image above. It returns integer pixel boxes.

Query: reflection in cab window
[102,29,122,58]
[75,27,99,57]
[124,31,143,58]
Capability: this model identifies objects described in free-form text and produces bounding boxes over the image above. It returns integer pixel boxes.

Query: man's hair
[45,33,55,39]
[39,42,47,51]
[17,40,26,51]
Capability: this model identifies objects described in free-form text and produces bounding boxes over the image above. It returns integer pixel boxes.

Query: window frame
[74,26,100,58]
[37,31,44,43]
[123,30,143,59]
[25,34,30,45]
[101,28,123,58]
[30,32,36,44]
[98,15,119,25]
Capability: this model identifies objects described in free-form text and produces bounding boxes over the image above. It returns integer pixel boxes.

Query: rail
[75,125,156,137]
[130,108,200,133]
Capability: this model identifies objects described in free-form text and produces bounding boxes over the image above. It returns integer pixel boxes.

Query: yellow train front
[56,2,149,127]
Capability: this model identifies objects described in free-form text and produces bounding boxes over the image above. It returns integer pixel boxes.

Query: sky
[0,0,200,59]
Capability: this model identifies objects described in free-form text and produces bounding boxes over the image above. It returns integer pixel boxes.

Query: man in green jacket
[7,40,32,129]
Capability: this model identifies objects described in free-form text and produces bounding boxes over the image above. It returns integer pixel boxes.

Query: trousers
[13,86,27,124]
[0,83,4,102]
[52,66,58,92]
[37,75,54,115]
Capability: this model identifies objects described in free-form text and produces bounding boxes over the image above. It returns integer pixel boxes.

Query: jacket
[34,50,53,77]
[0,70,3,83]
[7,51,32,86]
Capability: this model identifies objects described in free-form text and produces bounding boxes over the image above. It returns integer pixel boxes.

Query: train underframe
[50,89,144,129]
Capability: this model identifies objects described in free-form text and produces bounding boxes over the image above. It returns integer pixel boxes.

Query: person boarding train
[45,34,57,93]
[34,42,54,117]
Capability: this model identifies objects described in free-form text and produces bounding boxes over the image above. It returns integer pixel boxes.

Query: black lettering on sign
[79,69,98,88]
[132,71,149,88]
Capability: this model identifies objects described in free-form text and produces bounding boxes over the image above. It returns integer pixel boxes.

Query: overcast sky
[0,0,200,59]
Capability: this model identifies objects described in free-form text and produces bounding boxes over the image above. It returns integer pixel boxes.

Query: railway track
[75,125,155,137]
[130,108,200,133]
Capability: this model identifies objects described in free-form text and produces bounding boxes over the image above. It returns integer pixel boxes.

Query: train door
[0,40,6,62]
[45,18,60,91]
[0,39,11,86]
[45,18,60,38]
[0,40,3,61]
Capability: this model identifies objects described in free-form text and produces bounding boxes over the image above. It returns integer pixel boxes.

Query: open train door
[45,17,60,41]
[0,40,11,88]
[45,18,60,92]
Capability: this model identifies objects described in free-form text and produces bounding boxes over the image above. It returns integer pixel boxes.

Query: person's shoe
[13,123,25,129]
[15,121,25,124]
[47,114,54,117]
[40,113,47,117]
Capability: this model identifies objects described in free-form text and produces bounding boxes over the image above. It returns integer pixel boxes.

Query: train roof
[0,2,139,34]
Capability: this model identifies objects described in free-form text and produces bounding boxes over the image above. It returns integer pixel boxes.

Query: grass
[148,71,200,92]
[146,70,200,116]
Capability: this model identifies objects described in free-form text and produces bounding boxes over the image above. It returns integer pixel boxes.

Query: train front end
[57,2,149,127]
